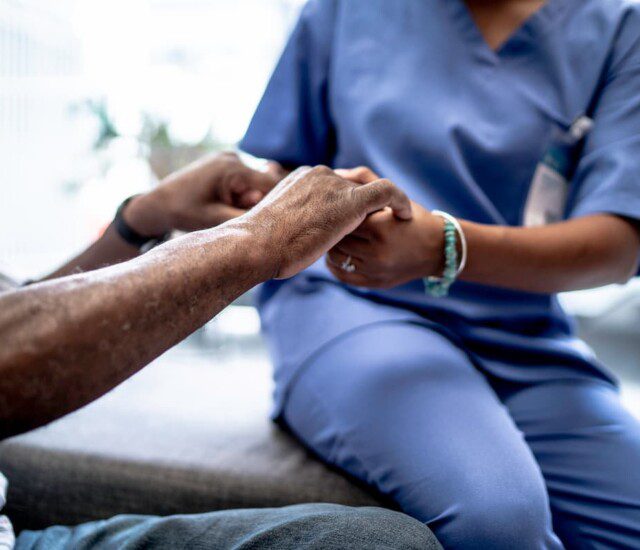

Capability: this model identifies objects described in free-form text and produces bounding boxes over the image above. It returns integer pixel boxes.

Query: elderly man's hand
[123,152,281,236]
[243,166,413,279]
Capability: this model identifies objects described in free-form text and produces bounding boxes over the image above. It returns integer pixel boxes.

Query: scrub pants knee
[499,380,640,548]
[282,321,640,549]
[282,322,562,549]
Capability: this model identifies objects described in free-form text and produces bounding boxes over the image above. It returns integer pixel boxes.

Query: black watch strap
[113,195,170,250]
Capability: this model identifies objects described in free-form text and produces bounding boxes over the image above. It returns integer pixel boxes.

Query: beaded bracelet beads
[424,210,467,297]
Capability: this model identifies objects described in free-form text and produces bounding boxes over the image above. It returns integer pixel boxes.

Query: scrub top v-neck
[241,0,640,413]
[449,0,568,63]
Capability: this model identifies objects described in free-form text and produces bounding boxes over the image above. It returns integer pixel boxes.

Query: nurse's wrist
[418,211,447,277]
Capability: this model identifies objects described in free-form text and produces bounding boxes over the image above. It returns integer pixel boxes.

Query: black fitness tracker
[113,195,170,251]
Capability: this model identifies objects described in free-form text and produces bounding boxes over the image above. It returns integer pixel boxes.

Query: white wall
[0,0,303,279]
[0,0,88,278]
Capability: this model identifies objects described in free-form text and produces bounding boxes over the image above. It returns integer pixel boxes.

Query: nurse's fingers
[237,189,264,208]
[266,161,290,182]
[349,209,392,239]
[326,258,379,288]
[353,179,413,221]
[326,247,365,273]
[335,166,380,184]
[330,235,371,257]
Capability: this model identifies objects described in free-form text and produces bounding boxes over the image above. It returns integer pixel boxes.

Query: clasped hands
[126,153,445,288]
[327,167,445,289]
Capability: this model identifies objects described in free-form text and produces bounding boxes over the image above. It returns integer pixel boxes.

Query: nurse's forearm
[459,214,640,293]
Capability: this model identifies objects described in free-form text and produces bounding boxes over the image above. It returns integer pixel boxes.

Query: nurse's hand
[245,165,413,279]
[327,167,445,289]
[330,167,640,292]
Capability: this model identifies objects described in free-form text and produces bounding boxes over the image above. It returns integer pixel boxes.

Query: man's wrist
[230,215,282,281]
[123,192,172,237]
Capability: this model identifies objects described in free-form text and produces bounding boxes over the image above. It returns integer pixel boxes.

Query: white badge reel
[523,116,593,227]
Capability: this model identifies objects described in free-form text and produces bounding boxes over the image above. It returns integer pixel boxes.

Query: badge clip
[523,116,593,227]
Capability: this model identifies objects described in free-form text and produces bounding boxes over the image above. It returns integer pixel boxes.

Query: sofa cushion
[0,347,385,531]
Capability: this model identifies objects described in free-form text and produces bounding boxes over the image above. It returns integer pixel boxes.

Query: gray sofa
[0,348,403,536]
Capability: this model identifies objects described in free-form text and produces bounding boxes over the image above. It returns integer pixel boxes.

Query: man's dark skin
[0,153,412,439]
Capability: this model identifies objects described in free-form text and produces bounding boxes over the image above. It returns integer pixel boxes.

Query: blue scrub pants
[282,322,640,549]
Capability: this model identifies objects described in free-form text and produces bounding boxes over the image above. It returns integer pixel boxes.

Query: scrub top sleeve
[567,8,640,227]
[239,0,337,167]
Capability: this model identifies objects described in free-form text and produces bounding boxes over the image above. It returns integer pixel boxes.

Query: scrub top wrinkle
[241,0,640,413]
[331,2,561,226]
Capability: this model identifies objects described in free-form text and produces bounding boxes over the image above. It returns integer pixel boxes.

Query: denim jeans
[15,503,440,549]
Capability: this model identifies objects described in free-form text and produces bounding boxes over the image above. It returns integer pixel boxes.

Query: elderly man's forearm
[0,165,412,437]
[0,222,271,438]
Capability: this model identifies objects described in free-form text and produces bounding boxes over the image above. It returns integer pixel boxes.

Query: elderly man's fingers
[335,166,379,184]
[353,179,413,221]
[288,165,314,181]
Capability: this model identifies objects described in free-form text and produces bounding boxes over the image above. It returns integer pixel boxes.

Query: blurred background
[1,0,639,416]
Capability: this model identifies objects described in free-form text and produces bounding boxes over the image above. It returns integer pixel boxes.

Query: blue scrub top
[241,0,640,411]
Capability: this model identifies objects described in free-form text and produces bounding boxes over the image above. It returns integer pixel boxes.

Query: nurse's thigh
[282,322,562,550]
[502,379,640,549]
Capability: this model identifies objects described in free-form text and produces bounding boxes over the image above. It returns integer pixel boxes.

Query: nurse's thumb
[354,179,413,221]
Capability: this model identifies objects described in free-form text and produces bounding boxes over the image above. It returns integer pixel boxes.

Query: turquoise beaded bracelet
[424,211,467,297]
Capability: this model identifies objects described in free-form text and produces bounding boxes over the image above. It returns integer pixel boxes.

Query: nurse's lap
[282,322,557,547]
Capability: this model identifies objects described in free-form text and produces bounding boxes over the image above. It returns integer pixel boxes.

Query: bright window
[0,0,303,278]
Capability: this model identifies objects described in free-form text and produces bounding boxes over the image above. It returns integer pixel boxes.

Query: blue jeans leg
[15,503,438,550]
